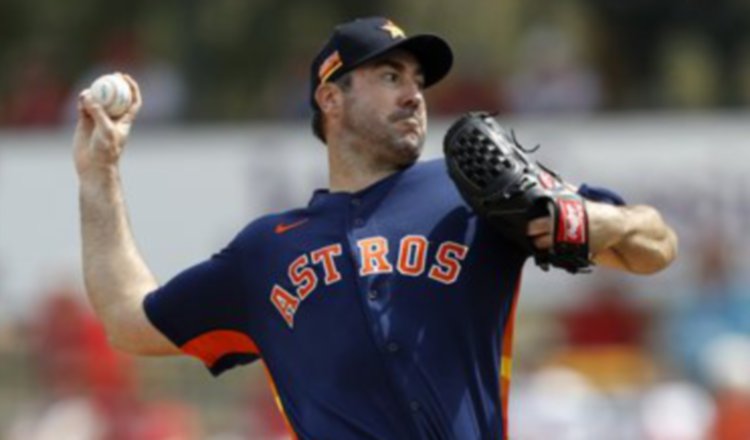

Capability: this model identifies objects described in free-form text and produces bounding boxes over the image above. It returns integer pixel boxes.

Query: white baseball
[89,73,133,117]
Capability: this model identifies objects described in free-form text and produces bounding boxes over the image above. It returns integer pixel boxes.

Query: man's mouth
[395,115,421,128]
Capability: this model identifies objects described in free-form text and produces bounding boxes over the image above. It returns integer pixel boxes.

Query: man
[74,17,677,440]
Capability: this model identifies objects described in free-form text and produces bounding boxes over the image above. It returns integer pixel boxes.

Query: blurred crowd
[509,231,750,440]
[0,231,748,438]
[0,286,289,439]
[1,0,749,127]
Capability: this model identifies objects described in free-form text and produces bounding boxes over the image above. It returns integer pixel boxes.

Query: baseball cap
[309,17,454,111]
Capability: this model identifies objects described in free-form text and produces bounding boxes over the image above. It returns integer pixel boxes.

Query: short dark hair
[312,72,353,143]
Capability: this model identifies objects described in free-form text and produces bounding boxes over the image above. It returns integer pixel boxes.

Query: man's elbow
[95,301,158,355]
[662,227,679,266]
[627,227,679,275]
[101,321,140,354]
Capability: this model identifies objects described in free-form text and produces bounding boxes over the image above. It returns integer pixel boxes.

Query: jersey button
[386,342,399,353]
[354,218,364,227]
[410,401,421,412]
[367,289,378,300]
[351,198,361,207]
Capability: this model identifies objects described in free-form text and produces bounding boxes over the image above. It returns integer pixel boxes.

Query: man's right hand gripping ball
[74,74,142,177]
[443,112,592,273]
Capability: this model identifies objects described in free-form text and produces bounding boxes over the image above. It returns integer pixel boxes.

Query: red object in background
[32,290,135,399]
[712,392,750,440]
[2,57,69,126]
[29,289,201,440]
[560,284,649,347]
[108,401,200,440]
[429,75,506,115]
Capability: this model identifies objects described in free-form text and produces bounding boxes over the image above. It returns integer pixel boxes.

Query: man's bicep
[591,248,628,271]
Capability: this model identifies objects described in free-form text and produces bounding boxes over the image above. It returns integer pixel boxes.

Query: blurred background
[1,0,750,439]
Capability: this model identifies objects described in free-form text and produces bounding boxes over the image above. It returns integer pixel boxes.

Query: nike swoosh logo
[274,219,309,234]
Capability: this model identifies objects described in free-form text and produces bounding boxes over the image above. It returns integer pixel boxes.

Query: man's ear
[315,82,342,115]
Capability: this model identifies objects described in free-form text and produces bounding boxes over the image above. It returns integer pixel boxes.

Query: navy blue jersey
[144,159,529,439]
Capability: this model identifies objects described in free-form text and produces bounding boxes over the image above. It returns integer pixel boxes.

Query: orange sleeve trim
[500,272,523,440]
[180,329,259,368]
[260,361,299,440]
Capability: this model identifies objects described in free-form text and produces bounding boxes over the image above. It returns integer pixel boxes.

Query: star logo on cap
[381,20,405,39]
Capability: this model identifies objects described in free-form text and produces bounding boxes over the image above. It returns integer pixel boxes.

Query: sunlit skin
[316,50,427,192]
[339,52,427,167]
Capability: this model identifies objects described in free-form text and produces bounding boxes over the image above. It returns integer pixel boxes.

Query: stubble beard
[342,99,425,168]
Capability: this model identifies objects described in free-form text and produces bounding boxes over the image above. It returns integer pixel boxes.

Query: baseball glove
[443,111,592,273]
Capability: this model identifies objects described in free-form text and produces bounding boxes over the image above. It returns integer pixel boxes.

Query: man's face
[339,50,427,167]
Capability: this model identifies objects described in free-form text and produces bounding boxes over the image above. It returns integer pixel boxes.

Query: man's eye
[383,72,398,82]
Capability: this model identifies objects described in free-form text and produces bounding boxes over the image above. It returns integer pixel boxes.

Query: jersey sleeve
[577,183,626,206]
[143,238,260,376]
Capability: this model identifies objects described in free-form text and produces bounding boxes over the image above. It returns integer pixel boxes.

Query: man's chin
[393,136,424,164]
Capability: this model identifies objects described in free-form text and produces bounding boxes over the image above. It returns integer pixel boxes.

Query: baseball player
[73,17,677,440]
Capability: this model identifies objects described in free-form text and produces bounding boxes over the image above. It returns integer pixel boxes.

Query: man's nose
[400,81,424,109]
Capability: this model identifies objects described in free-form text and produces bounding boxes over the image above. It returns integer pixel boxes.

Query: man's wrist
[586,201,630,253]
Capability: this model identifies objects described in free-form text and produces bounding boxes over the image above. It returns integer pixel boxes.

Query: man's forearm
[79,168,158,345]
